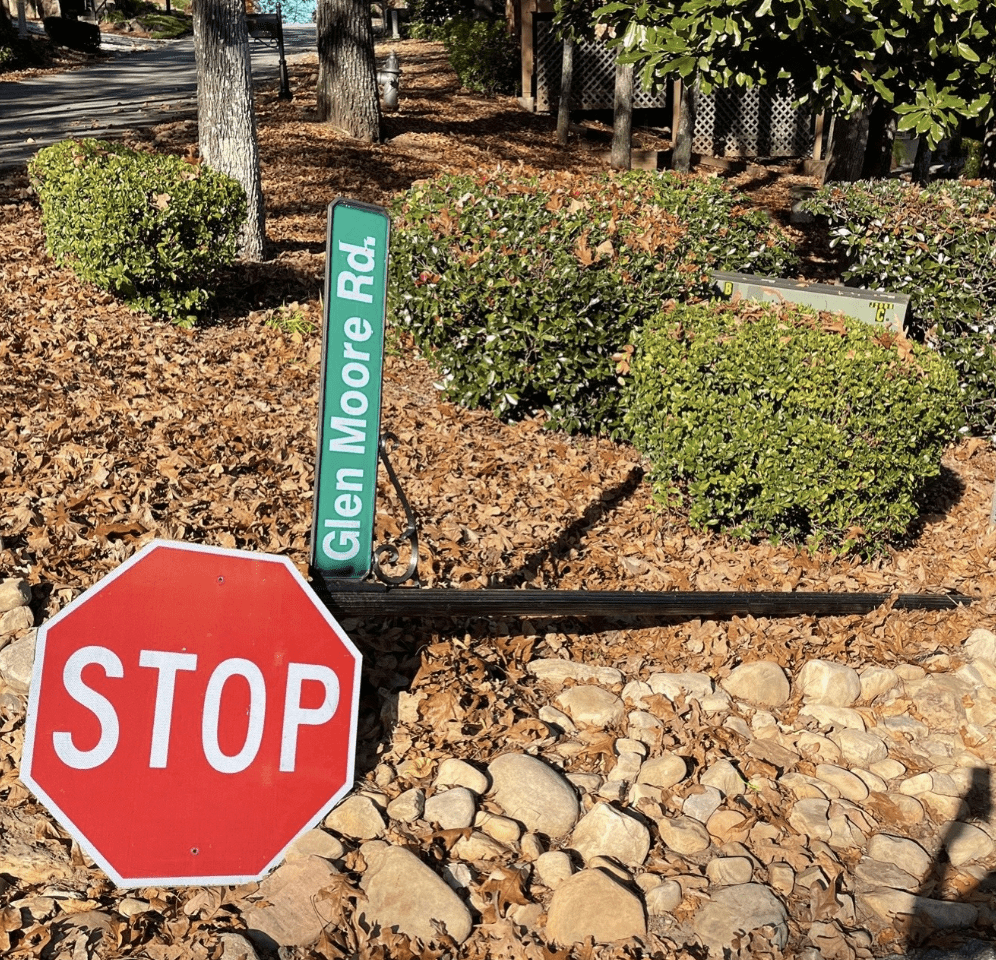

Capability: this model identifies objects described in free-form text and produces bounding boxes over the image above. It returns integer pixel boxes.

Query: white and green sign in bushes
[311,199,390,579]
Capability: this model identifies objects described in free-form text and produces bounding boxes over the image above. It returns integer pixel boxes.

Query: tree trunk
[672,80,695,173]
[862,99,896,179]
[979,119,995,179]
[316,0,380,142]
[825,107,870,182]
[610,59,633,170]
[912,136,932,185]
[193,0,266,261]
[556,36,574,147]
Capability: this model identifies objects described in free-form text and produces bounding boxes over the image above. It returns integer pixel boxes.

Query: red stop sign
[21,540,362,887]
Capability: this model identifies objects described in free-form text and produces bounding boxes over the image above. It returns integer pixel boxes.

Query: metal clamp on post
[372,434,420,586]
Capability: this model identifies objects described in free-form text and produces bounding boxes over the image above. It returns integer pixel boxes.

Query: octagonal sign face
[21,540,362,888]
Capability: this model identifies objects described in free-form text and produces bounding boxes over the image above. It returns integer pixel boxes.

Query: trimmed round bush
[623,300,964,551]
[29,138,246,324]
[390,169,797,435]
[804,178,996,437]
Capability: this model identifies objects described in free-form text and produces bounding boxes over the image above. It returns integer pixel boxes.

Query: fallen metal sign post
[309,198,971,621]
[310,582,969,619]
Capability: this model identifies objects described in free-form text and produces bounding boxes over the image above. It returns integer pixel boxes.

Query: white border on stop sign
[20,538,363,887]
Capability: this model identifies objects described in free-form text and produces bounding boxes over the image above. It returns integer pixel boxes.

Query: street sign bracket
[371,433,421,587]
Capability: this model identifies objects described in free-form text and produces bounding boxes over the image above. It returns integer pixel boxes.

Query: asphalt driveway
[0,24,317,171]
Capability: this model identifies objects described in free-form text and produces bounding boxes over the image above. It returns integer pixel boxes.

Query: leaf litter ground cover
[1,38,996,960]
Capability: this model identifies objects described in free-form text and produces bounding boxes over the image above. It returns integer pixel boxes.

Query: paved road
[0,24,317,171]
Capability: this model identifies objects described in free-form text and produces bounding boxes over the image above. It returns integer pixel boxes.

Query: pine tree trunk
[193,0,266,261]
[556,36,574,147]
[611,59,633,171]
[672,81,695,173]
[316,0,380,142]
[862,99,896,179]
[825,108,870,182]
[980,119,996,179]
[912,136,932,185]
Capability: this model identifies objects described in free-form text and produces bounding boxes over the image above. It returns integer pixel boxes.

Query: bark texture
[611,60,633,171]
[825,108,870,182]
[556,37,574,147]
[316,0,381,142]
[672,81,695,173]
[862,99,896,179]
[981,119,996,179]
[193,0,266,261]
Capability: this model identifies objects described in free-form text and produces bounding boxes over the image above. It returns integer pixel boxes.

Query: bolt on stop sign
[20,540,362,888]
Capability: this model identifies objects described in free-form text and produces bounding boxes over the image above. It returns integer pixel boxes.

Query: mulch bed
[1,38,996,960]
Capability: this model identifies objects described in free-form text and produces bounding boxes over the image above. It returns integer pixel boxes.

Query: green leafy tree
[594,0,996,177]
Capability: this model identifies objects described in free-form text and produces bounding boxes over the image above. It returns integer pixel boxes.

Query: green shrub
[623,301,964,552]
[390,169,797,435]
[406,0,472,34]
[803,178,996,437]
[29,138,246,324]
[441,17,519,96]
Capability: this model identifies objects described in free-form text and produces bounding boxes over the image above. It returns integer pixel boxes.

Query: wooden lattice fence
[533,16,816,159]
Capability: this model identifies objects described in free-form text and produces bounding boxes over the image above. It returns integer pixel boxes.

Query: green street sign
[311,199,390,579]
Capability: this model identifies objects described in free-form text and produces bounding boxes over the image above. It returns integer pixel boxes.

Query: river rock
[535,851,573,889]
[435,758,490,795]
[798,704,866,730]
[830,729,888,766]
[814,764,869,802]
[546,869,647,946]
[683,785,723,824]
[323,795,386,840]
[528,659,623,687]
[645,879,683,915]
[868,836,930,879]
[555,685,626,728]
[859,666,901,702]
[648,671,713,701]
[694,883,789,953]
[0,578,31,614]
[788,799,832,842]
[659,816,711,855]
[243,857,341,950]
[706,856,753,886]
[387,788,425,823]
[571,802,651,867]
[721,662,790,707]
[425,787,476,830]
[700,759,746,798]
[488,753,579,837]
[943,822,995,865]
[859,887,978,931]
[637,752,687,790]
[797,660,862,706]
[360,845,473,944]
[0,632,36,691]
[963,628,996,667]
[285,829,344,862]
[0,605,32,636]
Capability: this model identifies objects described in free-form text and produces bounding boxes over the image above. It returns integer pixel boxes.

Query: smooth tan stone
[869,758,906,781]
[535,851,573,889]
[921,793,970,822]
[488,753,579,838]
[768,862,795,896]
[859,666,901,702]
[721,661,791,707]
[0,578,31,614]
[435,758,490,795]
[814,764,869,803]
[707,810,751,844]
[555,685,626,728]
[701,759,746,797]
[527,659,623,687]
[451,831,511,862]
[546,870,647,946]
[694,884,789,952]
[571,802,651,867]
[645,879,683,915]
[243,857,342,949]
[360,846,472,944]
[797,660,861,706]
[867,834,931,880]
[636,752,687,790]
[323,796,386,840]
[659,816,711,855]
[474,812,522,845]
[706,856,753,886]
[944,822,995,866]
[285,829,344,862]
